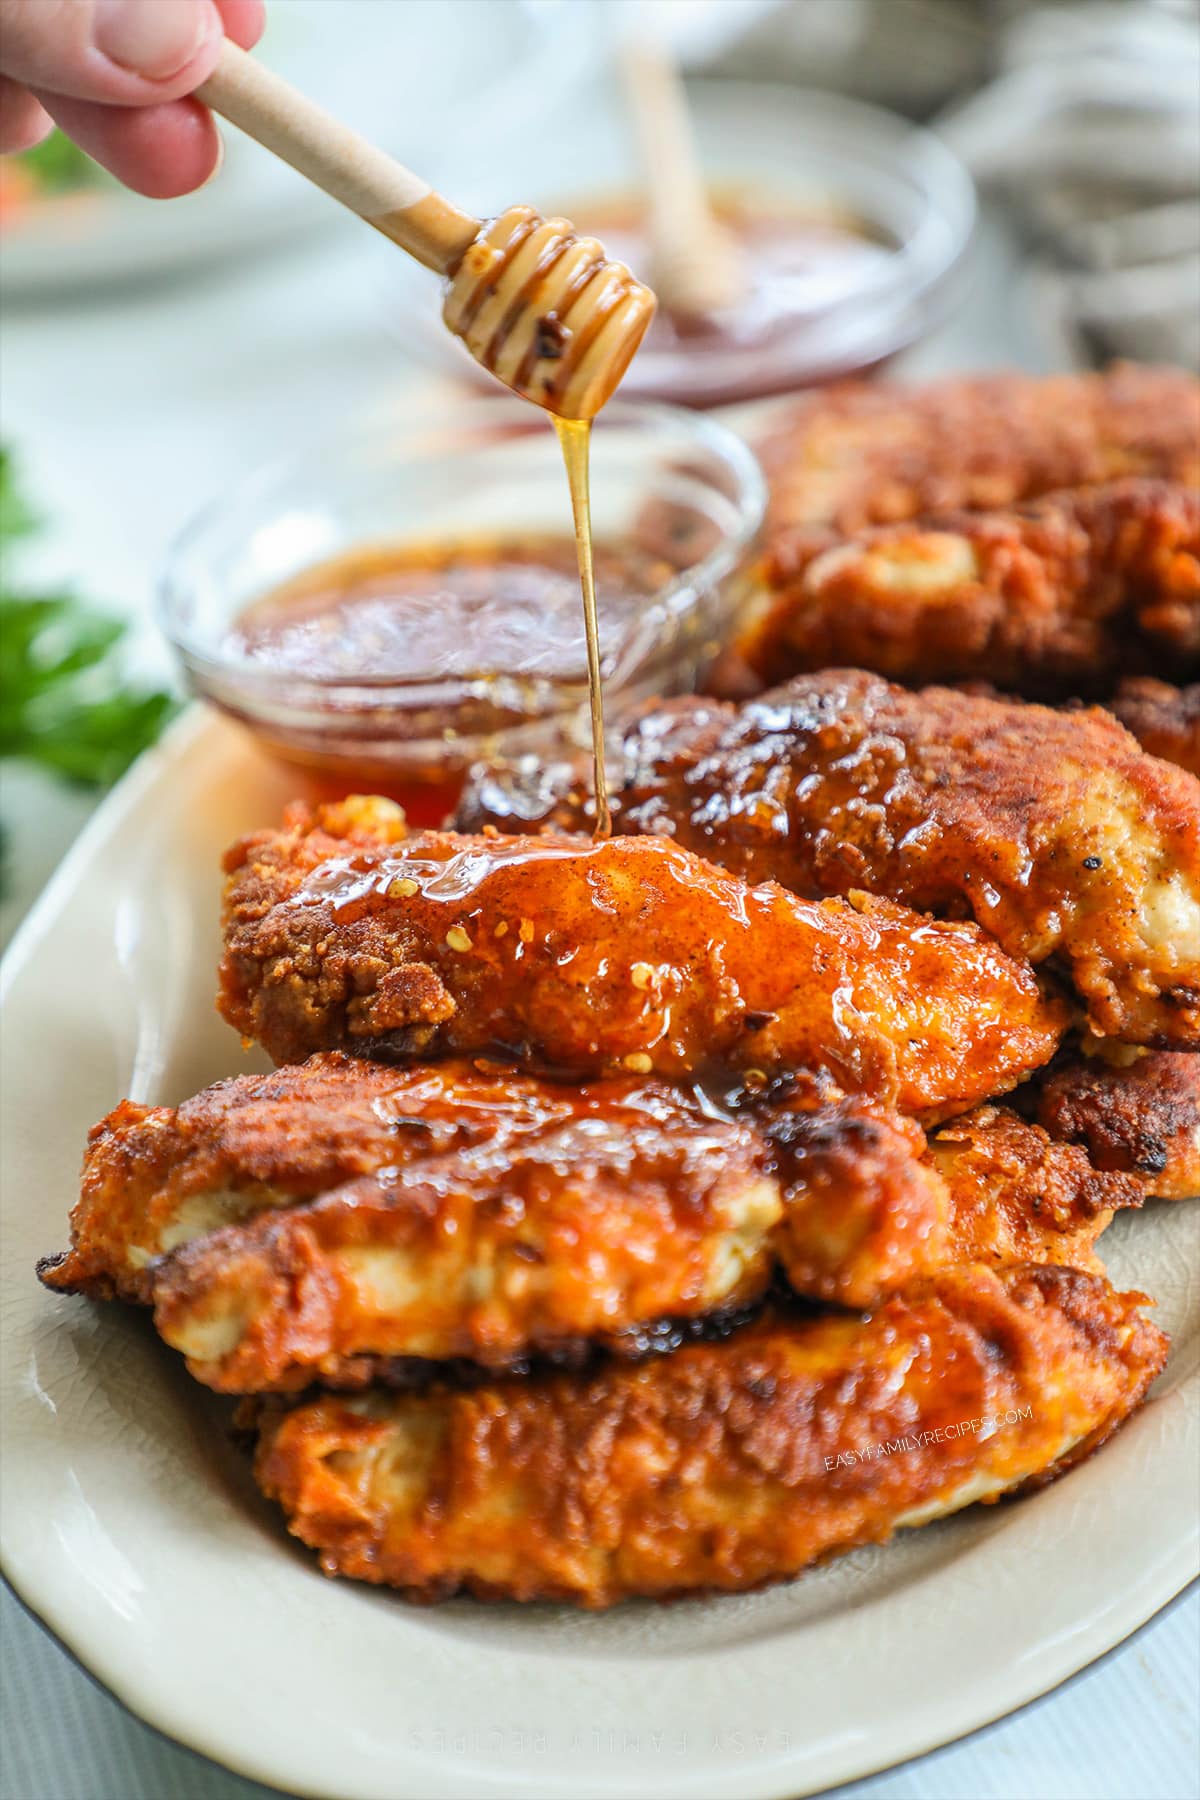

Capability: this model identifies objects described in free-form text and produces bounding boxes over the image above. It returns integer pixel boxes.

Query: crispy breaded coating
[1032,1051,1200,1200]
[456,673,1200,1049]
[38,1052,523,1302]
[40,1055,1139,1392]
[725,480,1200,696]
[925,1105,1142,1271]
[757,364,1200,546]
[218,803,1065,1112]
[1106,679,1200,778]
[254,1263,1167,1606]
[767,1093,1138,1303]
[753,1076,947,1307]
[39,1055,781,1382]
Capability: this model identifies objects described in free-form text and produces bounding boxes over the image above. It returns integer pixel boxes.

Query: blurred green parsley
[1,449,177,790]
[18,131,106,196]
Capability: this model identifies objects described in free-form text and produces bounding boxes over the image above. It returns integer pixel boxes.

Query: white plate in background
[1,708,1196,1800]
[0,0,594,298]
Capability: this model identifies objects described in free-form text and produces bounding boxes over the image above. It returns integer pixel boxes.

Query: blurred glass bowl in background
[378,81,976,407]
[159,398,764,823]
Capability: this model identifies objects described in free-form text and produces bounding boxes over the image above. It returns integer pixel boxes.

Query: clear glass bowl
[159,398,764,822]
[377,80,976,408]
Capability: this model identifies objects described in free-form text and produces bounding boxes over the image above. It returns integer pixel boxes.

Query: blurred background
[2,0,1199,914]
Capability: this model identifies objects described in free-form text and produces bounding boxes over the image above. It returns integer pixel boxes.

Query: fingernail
[93,0,209,79]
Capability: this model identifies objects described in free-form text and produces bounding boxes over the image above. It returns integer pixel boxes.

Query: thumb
[0,0,224,104]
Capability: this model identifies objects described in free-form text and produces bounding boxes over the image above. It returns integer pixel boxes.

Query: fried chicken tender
[40,1054,1140,1392]
[38,1055,781,1382]
[219,803,1065,1113]
[925,1105,1142,1270]
[724,479,1200,697]
[253,1263,1167,1606]
[1106,679,1200,778]
[773,1096,1138,1302]
[458,673,1200,1048]
[752,1075,946,1307]
[1031,1051,1200,1200]
[757,364,1200,546]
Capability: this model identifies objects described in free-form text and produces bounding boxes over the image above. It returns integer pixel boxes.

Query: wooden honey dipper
[197,43,656,420]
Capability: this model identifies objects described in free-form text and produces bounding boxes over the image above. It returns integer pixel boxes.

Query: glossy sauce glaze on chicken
[41,1056,778,1384]
[456,671,1200,1048]
[712,366,1200,791]
[218,799,1067,1114]
[37,363,1195,1613]
[42,1052,1143,1394]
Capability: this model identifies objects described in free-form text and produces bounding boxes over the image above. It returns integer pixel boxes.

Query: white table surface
[1,184,1197,1800]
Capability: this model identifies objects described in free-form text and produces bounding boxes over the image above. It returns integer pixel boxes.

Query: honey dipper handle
[197,41,480,274]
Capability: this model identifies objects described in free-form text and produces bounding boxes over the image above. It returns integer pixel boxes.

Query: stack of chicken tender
[40,365,1199,1609]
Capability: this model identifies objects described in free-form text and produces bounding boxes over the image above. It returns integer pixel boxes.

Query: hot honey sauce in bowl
[159,401,764,823]
[216,533,667,823]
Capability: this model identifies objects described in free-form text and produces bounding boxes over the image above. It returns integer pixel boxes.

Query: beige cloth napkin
[938,2,1200,368]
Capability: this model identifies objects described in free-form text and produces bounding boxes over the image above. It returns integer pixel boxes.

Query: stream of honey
[553,416,612,839]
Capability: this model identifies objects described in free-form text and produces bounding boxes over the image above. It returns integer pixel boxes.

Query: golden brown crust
[756,1077,948,1305]
[769,1095,1141,1300]
[1032,1051,1200,1200]
[42,1052,622,1300]
[757,364,1200,547]
[253,1263,1167,1607]
[729,479,1200,696]
[148,1172,772,1393]
[456,673,1200,1049]
[218,806,1066,1112]
[1106,680,1200,778]
[42,1056,1142,1392]
[39,1054,780,1385]
[927,1105,1143,1270]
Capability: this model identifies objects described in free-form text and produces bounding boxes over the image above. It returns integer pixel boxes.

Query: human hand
[0,0,264,196]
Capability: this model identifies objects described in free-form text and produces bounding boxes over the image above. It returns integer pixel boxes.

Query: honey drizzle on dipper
[196,49,655,834]
[442,204,656,838]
